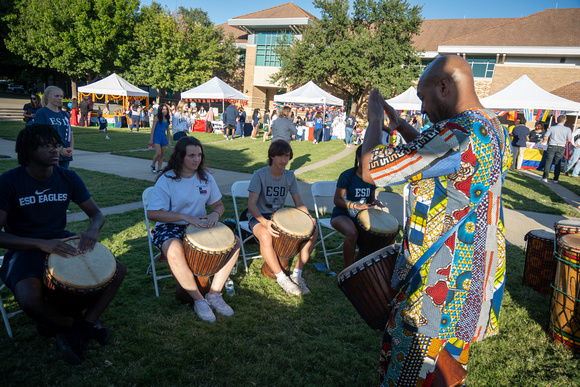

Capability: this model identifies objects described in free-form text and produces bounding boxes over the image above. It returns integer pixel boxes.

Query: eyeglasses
[41,143,63,152]
[31,97,37,101]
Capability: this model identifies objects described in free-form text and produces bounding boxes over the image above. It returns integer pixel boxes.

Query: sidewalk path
[1,138,578,247]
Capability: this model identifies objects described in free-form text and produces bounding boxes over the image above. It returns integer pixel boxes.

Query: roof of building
[550,81,580,103]
[217,23,248,44]
[418,8,580,49]
[231,2,317,21]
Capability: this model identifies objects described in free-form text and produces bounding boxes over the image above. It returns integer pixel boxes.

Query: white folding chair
[142,187,173,297]
[0,256,23,338]
[311,181,341,270]
[231,180,262,273]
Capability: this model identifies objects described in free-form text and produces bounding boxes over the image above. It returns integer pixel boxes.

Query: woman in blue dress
[148,104,172,173]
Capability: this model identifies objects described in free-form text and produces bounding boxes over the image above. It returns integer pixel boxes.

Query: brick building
[219,4,580,112]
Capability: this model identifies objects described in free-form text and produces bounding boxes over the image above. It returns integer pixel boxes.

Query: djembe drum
[44,239,118,313]
[261,208,315,279]
[523,229,556,294]
[554,220,580,239]
[337,244,400,330]
[548,233,580,352]
[183,222,236,295]
[355,208,399,257]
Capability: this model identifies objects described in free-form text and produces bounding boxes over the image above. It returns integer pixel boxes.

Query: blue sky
[143,0,579,25]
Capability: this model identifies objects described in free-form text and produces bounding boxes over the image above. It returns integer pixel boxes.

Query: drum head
[555,220,580,229]
[338,244,401,280]
[527,229,555,241]
[357,208,399,234]
[185,222,235,252]
[272,208,314,237]
[559,233,580,253]
[47,240,116,290]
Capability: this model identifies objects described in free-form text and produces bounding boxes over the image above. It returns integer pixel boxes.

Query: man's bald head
[417,55,482,123]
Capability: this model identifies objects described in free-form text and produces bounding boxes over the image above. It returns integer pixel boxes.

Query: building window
[255,31,291,67]
[466,57,495,78]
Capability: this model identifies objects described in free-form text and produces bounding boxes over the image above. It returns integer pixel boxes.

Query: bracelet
[211,210,220,216]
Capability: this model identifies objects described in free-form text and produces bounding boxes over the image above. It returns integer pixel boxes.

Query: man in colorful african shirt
[361,55,512,386]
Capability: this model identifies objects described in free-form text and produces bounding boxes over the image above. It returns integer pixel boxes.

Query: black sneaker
[92,321,110,346]
[150,165,156,173]
[56,331,88,365]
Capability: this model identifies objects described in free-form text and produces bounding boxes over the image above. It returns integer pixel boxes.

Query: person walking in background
[511,118,529,170]
[70,97,79,126]
[237,107,246,138]
[344,113,357,147]
[23,93,41,126]
[541,115,572,183]
[79,96,90,127]
[97,110,110,140]
[129,101,141,133]
[409,114,423,131]
[313,111,323,144]
[149,104,172,173]
[251,108,261,140]
[223,103,238,141]
[205,107,214,133]
[566,124,580,177]
[34,86,74,168]
[295,116,306,141]
[262,109,271,142]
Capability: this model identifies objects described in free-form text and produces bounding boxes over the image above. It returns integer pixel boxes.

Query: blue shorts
[248,213,272,233]
[0,249,48,291]
[152,223,187,251]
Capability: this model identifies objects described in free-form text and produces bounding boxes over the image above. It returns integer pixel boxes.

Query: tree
[120,3,240,102]
[272,0,423,115]
[4,0,139,96]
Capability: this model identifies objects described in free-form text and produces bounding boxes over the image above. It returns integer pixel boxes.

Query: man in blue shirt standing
[511,118,529,170]
[541,115,572,183]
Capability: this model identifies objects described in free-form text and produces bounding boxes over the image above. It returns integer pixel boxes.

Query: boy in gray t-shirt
[247,140,318,296]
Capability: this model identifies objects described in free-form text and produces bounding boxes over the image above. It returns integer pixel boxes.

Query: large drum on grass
[355,208,399,257]
[523,229,556,294]
[261,208,315,279]
[337,244,400,330]
[548,234,580,352]
[44,239,117,313]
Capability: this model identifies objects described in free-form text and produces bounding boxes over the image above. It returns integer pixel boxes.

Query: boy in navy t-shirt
[0,124,125,365]
[97,111,110,140]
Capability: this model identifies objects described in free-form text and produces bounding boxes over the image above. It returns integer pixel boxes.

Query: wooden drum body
[548,234,580,352]
[261,208,315,279]
[554,220,580,239]
[523,229,556,294]
[44,239,117,313]
[355,208,399,257]
[337,244,400,330]
[183,222,235,295]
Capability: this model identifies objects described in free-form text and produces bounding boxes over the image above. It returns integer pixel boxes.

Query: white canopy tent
[78,73,149,111]
[385,86,422,111]
[181,77,248,111]
[274,81,343,106]
[481,75,580,112]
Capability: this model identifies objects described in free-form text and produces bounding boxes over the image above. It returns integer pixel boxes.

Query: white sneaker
[291,275,311,295]
[105,136,110,140]
[541,178,548,183]
[205,293,234,317]
[277,275,302,296]
[193,298,216,323]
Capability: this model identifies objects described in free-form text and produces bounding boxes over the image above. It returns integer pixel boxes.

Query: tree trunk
[70,79,78,99]
[156,88,161,104]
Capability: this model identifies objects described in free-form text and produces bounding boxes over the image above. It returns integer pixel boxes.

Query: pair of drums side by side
[355,208,399,258]
[177,222,236,303]
[260,208,315,279]
[337,244,400,331]
[44,239,117,314]
[548,233,580,352]
[523,229,556,295]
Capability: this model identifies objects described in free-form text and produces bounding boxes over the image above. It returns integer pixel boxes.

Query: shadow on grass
[503,171,568,216]
[290,153,312,170]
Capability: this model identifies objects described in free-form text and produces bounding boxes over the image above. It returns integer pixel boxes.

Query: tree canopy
[272,0,423,115]
[119,3,240,98]
[4,0,140,95]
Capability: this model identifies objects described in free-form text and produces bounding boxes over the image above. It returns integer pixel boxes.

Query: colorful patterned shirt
[369,109,512,386]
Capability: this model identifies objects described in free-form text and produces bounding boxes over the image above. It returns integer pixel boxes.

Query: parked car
[7,83,25,92]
